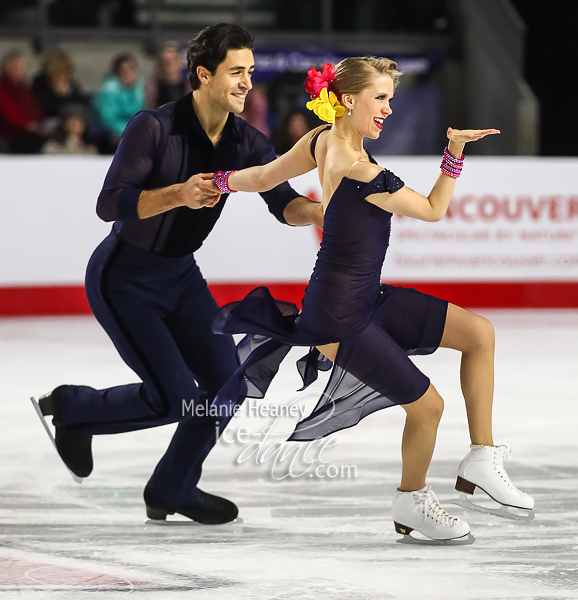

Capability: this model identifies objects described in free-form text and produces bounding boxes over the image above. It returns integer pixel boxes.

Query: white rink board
[1,156,577,285]
[379,157,578,282]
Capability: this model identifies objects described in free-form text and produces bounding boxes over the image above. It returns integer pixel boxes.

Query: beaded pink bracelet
[214,170,237,193]
[440,147,464,178]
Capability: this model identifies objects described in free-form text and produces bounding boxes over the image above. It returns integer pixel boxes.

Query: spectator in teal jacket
[94,53,144,151]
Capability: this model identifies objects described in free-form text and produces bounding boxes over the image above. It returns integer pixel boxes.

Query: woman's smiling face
[348,74,394,139]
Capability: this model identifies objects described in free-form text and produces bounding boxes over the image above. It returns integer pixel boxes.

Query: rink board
[1,155,577,314]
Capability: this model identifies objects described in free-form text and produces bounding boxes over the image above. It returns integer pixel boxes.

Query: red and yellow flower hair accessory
[304,63,345,124]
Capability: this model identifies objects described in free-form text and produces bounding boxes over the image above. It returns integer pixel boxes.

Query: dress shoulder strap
[346,161,361,178]
[309,125,332,163]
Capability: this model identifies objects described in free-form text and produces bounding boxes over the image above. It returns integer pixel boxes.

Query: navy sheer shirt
[97,93,301,257]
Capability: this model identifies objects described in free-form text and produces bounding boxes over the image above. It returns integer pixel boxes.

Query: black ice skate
[30,394,93,484]
[144,487,239,525]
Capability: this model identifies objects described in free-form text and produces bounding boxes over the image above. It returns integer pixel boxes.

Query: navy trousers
[52,229,238,504]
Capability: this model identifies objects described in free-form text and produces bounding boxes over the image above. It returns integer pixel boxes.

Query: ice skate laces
[493,445,526,495]
[414,487,459,527]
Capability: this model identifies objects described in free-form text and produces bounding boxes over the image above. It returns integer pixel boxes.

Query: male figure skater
[33,23,322,524]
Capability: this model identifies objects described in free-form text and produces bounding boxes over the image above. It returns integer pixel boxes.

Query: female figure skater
[212,57,534,544]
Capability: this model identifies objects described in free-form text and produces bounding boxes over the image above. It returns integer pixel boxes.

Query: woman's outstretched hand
[447,127,500,144]
[445,127,500,159]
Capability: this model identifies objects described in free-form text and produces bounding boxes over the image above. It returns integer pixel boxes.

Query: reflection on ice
[1,311,577,599]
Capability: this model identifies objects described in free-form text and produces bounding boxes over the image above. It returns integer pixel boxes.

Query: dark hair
[272,108,315,155]
[51,105,89,145]
[111,53,137,77]
[186,23,254,90]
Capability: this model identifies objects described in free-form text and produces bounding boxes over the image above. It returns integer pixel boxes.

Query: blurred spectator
[32,50,86,119]
[93,53,144,152]
[41,104,98,156]
[239,87,271,137]
[271,108,313,155]
[145,43,190,108]
[0,50,46,154]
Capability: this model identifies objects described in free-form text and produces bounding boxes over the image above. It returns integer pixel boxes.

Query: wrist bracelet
[214,170,237,193]
[440,147,464,178]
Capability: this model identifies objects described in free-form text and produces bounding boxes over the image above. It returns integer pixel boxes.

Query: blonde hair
[42,50,74,80]
[333,56,402,98]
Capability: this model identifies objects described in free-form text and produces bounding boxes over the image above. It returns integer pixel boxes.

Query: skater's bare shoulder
[346,160,384,183]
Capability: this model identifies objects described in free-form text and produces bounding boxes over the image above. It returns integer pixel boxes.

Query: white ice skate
[391,486,474,545]
[30,396,84,484]
[451,444,534,522]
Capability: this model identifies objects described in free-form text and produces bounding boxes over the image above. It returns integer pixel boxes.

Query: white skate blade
[450,492,534,522]
[30,397,84,485]
[396,530,475,546]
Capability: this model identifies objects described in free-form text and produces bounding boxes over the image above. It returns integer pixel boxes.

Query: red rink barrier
[0,285,91,316]
[1,282,578,316]
[210,282,578,309]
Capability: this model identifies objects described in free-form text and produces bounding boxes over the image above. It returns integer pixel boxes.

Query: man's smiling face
[205,48,254,114]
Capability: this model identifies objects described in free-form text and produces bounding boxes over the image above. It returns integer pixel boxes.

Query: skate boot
[144,487,239,525]
[30,388,93,484]
[452,444,534,521]
[391,486,474,545]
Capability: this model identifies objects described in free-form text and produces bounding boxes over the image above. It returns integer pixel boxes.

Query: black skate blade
[144,516,244,526]
[30,397,84,485]
[396,531,475,546]
[450,492,534,522]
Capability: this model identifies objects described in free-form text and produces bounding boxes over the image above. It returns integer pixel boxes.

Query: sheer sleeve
[96,111,161,222]
[245,130,301,225]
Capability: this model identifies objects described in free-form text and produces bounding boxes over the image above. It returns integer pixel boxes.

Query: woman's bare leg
[399,384,444,491]
[440,303,495,446]
[316,342,339,362]
[317,342,443,491]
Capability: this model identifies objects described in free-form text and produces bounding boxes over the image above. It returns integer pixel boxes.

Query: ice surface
[1,311,577,599]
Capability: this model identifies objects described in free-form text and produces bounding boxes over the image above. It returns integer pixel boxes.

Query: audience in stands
[32,50,86,120]
[271,108,314,155]
[41,104,98,156]
[239,87,271,137]
[145,43,190,108]
[93,53,144,152]
[0,46,299,156]
[0,50,46,154]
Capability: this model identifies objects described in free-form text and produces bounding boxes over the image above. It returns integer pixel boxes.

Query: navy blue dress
[213,127,448,441]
